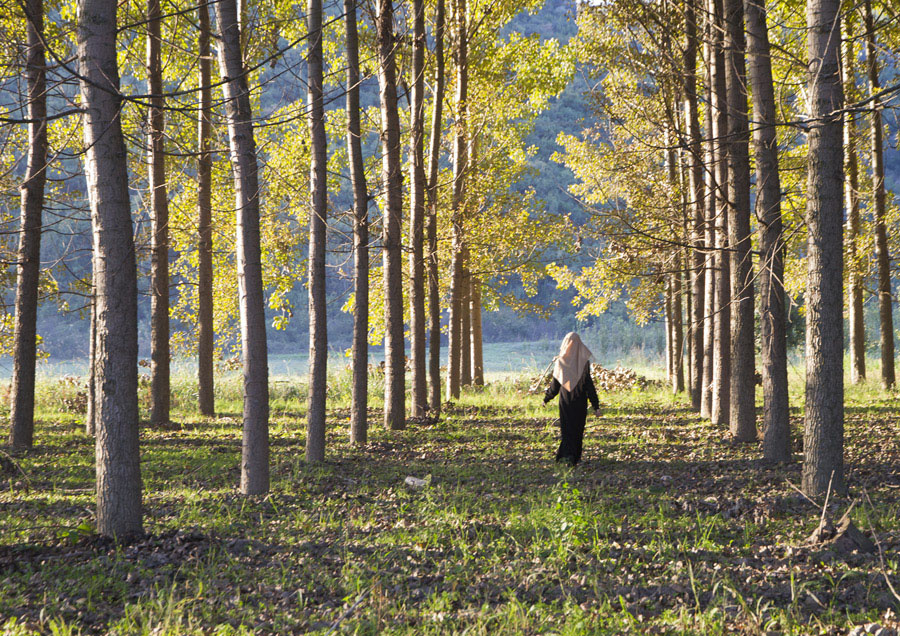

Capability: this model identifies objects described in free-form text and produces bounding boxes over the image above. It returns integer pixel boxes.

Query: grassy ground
[1,371,899,635]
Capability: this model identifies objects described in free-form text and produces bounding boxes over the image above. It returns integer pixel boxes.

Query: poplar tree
[409,0,427,417]
[843,19,865,385]
[700,3,716,420]
[863,0,894,390]
[307,0,328,460]
[78,0,143,538]
[746,0,789,461]
[426,0,447,416]
[803,0,844,497]
[8,0,47,449]
[447,0,468,400]
[724,0,755,442]
[197,0,215,417]
[147,0,170,427]
[376,0,406,430]
[709,0,731,429]
[345,0,369,444]
[214,0,270,493]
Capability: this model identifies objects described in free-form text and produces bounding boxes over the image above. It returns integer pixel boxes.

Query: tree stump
[806,507,876,555]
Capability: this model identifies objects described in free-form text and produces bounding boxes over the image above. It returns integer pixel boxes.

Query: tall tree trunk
[77,0,142,538]
[214,0,270,493]
[461,136,478,388]
[461,252,472,386]
[710,0,731,429]
[376,0,406,430]
[471,275,484,385]
[448,248,463,398]
[843,20,865,385]
[724,0,755,441]
[679,119,692,397]
[863,0,894,389]
[197,0,215,417]
[8,0,47,449]
[426,0,446,415]
[409,0,427,417]
[461,264,472,386]
[86,288,97,436]
[700,24,716,420]
[746,0,789,461]
[683,0,705,411]
[701,229,715,418]
[147,0,170,428]
[803,0,844,498]
[673,260,685,393]
[665,129,684,393]
[237,0,248,52]
[447,0,468,400]
[664,134,673,387]
[684,255,693,396]
[665,280,674,384]
[307,0,328,458]
[346,0,369,444]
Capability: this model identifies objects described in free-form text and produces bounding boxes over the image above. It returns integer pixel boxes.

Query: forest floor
[1,375,899,634]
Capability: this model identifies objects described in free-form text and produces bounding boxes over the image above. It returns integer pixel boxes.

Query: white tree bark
[306,0,328,459]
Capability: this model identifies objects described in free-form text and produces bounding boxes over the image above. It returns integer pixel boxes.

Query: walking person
[543,332,601,466]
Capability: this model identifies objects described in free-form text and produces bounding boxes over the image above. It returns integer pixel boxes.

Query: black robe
[543,363,600,465]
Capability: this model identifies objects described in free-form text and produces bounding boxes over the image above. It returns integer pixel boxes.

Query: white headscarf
[552,332,593,392]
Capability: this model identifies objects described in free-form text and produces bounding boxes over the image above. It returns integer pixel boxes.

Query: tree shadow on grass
[845,404,900,416]
[5,426,900,634]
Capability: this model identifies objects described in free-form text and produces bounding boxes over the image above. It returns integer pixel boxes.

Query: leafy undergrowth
[1,383,900,634]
